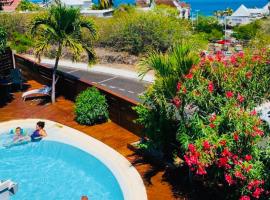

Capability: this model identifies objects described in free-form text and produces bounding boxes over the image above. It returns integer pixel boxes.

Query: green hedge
[75,87,109,125]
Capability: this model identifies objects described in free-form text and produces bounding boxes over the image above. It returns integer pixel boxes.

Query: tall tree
[31,1,97,103]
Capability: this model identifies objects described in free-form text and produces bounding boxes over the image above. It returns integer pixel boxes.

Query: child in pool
[13,127,23,141]
[31,121,47,141]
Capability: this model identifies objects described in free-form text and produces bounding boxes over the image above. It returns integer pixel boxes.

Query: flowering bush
[176,49,270,199]
[136,45,270,199]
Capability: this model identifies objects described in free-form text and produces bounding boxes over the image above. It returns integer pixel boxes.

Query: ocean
[30,0,269,15]
[186,0,269,16]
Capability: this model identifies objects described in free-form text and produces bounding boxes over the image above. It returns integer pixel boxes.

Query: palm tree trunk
[51,43,62,103]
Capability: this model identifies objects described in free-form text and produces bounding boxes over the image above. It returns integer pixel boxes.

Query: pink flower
[221,148,232,157]
[219,140,227,146]
[237,52,244,58]
[188,144,196,153]
[184,155,198,167]
[203,140,211,150]
[208,81,214,93]
[250,110,257,116]
[252,55,262,62]
[252,188,264,199]
[245,154,252,161]
[209,123,215,128]
[209,113,216,122]
[246,71,252,79]
[207,55,214,62]
[237,93,245,103]
[218,157,229,168]
[253,126,264,136]
[234,171,246,180]
[196,164,207,175]
[176,82,182,92]
[225,174,234,185]
[226,91,234,99]
[230,55,237,64]
[182,87,187,94]
[233,133,239,141]
[172,97,181,108]
[239,196,250,200]
[185,73,193,79]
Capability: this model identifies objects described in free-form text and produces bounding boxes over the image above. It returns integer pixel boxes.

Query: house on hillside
[228,3,270,26]
[1,0,21,11]
[53,0,92,10]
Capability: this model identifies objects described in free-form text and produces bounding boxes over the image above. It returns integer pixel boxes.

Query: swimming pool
[0,119,147,200]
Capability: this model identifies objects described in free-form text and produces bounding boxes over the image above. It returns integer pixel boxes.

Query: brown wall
[0,48,14,77]
[14,54,143,135]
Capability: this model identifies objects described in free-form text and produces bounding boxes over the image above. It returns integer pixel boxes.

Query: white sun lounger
[22,86,52,101]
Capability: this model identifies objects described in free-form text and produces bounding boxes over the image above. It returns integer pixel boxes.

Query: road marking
[128,90,135,94]
[67,69,80,74]
[109,86,116,89]
[118,88,125,91]
[101,84,107,86]
[98,76,118,84]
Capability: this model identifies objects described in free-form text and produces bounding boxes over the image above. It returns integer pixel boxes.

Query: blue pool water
[186,0,268,16]
[0,132,124,200]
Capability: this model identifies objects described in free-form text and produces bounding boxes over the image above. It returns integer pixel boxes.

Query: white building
[172,1,191,19]
[228,3,270,26]
[52,0,92,10]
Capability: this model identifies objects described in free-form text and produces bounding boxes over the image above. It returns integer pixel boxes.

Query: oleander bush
[135,45,270,199]
[75,87,109,125]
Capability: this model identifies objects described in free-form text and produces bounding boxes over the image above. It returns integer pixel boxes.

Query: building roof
[231,4,250,17]
[232,3,270,17]
[60,0,85,6]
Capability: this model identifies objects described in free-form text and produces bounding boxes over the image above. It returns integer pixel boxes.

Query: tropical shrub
[16,0,42,11]
[0,26,7,53]
[134,44,198,157]
[9,32,33,53]
[97,7,196,55]
[135,46,270,199]
[195,16,223,41]
[75,87,109,125]
[232,21,261,41]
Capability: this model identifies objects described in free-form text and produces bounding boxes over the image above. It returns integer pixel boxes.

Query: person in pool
[31,121,47,141]
[13,127,23,141]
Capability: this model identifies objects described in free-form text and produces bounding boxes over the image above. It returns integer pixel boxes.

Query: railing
[0,0,14,6]
[14,54,143,135]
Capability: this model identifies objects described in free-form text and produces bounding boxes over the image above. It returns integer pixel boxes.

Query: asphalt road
[55,66,149,102]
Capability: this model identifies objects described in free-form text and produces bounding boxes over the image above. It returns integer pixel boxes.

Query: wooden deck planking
[0,79,181,200]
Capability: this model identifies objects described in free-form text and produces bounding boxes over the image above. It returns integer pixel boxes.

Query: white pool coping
[0,119,147,200]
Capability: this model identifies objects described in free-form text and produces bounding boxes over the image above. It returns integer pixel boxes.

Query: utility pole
[224,16,227,41]
[196,10,200,26]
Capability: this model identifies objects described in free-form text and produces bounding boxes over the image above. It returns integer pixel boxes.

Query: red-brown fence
[0,48,14,77]
[14,54,143,135]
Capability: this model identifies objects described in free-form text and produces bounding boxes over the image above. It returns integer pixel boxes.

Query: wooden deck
[0,80,183,200]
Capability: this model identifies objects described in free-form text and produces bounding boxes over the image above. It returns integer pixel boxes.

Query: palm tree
[213,10,221,20]
[31,1,97,103]
[139,44,197,97]
[225,7,233,16]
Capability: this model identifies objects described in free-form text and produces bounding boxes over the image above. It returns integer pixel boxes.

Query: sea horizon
[186,0,269,16]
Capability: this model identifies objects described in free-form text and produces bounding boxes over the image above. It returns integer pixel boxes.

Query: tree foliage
[31,1,97,102]
[0,26,7,53]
